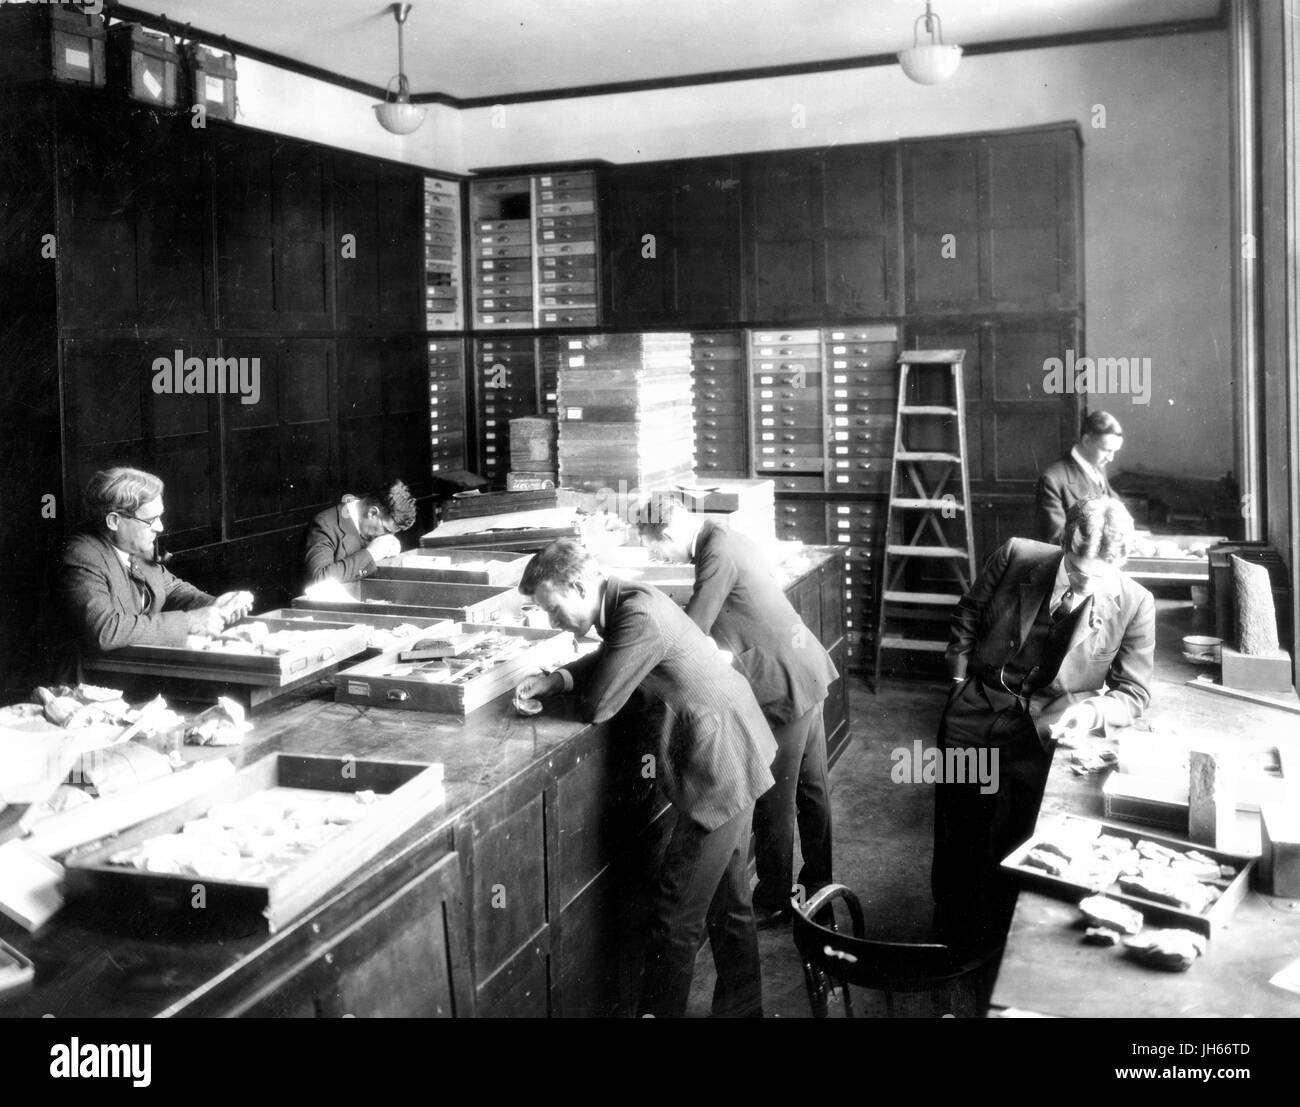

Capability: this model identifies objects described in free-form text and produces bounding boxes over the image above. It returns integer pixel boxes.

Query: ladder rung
[886,545,970,558]
[896,451,961,463]
[898,405,959,415]
[883,591,962,606]
[880,636,948,652]
[890,498,965,511]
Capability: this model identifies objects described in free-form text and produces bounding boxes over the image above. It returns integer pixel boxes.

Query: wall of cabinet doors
[0,85,442,690]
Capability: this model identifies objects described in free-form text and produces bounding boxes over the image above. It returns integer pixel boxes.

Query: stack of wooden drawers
[424,177,463,331]
[692,332,746,478]
[475,338,538,483]
[428,339,466,473]
[470,177,534,329]
[557,333,694,493]
[827,500,886,661]
[825,326,899,494]
[536,172,599,328]
[537,337,561,417]
[749,329,826,485]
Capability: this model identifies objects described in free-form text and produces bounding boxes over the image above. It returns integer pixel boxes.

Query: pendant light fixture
[898,1,962,85]
[374,3,427,135]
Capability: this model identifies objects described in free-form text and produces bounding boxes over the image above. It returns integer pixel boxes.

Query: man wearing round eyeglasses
[54,467,253,677]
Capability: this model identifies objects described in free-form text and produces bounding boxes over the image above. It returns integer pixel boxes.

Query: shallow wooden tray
[334,624,577,715]
[372,548,529,587]
[292,579,525,622]
[1001,815,1255,938]
[64,753,446,933]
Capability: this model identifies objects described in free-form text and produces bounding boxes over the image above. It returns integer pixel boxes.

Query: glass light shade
[374,99,427,135]
[897,43,962,85]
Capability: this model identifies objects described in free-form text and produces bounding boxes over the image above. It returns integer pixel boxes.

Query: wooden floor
[686,669,956,1018]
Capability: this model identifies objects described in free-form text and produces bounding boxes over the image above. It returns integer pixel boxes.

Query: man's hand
[516,672,564,701]
[186,606,227,637]
[366,534,402,562]
[1050,701,1100,742]
[214,590,255,623]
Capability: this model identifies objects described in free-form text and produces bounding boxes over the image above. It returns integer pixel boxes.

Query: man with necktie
[1035,410,1124,543]
[931,496,1155,954]
[54,467,253,680]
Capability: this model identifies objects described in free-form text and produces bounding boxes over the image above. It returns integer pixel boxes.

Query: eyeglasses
[118,511,165,530]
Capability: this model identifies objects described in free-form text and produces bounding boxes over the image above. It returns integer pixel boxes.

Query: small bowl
[1181,635,1223,665]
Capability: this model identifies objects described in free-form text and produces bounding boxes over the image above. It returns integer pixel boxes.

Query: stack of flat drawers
[825,325,900,494]
[470,177,534,329]
[427,339,466,473]
[537,336,560,417]
[535,172,599,328]
[827,500,886,661]
[749,329,825,486]
[424,176,462,331]
[774,500,827,545]
[691,332,746,478]
[474,338,538,483]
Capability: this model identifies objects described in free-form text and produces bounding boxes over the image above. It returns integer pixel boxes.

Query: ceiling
[114,0,1223,103]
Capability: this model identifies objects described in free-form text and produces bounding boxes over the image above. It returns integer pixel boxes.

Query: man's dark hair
[1081,410,1123,440]
[367,479,417,532]
[1062,496,1135,563]
[519,538,597,596]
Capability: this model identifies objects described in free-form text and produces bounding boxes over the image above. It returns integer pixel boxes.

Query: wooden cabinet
[743,146,900,321]
[902,126,1082,314]
[602,159,742,326]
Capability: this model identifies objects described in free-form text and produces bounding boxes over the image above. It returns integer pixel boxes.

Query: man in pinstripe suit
[516,538,777,1018]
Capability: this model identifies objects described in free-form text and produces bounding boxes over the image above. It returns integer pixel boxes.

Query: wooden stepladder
[874,350,977,685]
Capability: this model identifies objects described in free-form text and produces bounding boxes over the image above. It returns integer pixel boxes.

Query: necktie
[128,557,150,613]
[1053,587,1076,624]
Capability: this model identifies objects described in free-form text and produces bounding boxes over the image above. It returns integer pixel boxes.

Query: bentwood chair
[792,884,997,1018]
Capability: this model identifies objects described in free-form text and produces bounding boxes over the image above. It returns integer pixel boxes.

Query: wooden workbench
[0,548,848,1018]
[991,600,1300,1018]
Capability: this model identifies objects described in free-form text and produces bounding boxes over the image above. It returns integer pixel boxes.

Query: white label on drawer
[346,681,371,697]
[482,261,495,269]
[832,360,848,369]
[835,432,849,441]
[485,420,496,427]
[760,404,774,412]
[836,460,849,468]
[833,374,848,385]
[832,346,847,354]
[543,230,556,240]
[759,390,774,399]
[836,446,849,455]
[482,300,496,308]
[830,332,847,340]
[835,416,848,426]
[761,418,775,426]
[835,404,848,413]
[482,315,498,323]
[761,447,777,454]
[837,507,850,516]
[143,70,163,99]
[837,535,851,542]
[836,475,849,484]
[204,75,225,103]
[568,355,585,367]
[759,376,774,385]
[430,436,440,445]
[566,407,584,420]
[568,339,584,349]
[761,433,775,441]
[834,389,848,398]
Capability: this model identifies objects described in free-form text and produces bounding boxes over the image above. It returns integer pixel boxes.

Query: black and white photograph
[0,0,1297,1072]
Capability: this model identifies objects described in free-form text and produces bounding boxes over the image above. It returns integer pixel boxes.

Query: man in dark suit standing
[302,479,417,586]
[1035,410,1124,543]
[55,467,253,679]
[515,538,777,1018]
[636,496,837,928]
[932,497,1154,953]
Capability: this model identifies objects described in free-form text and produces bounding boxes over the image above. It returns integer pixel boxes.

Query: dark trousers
[931,704,1052,955]
[752,703,832,913]
[638,802,762,1018]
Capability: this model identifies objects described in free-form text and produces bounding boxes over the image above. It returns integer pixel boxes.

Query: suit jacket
[55,529,215,675]
[686,520,837,725]
[303,497,376,586]
[561,576,777,831]
[944,538,1154,742]
[1035,453,1113,543]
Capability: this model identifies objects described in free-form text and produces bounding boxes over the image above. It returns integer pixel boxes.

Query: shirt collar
[688,527,700,560]
[1071,444,1105,485]
[593,577,609,637]
[112,544,132,570]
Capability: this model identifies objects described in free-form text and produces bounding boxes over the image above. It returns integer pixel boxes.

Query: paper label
[142,69,163,99]
[204,74,226,103]
[346,682,370,697]
[64,47,91,71]
[565,407,584,421]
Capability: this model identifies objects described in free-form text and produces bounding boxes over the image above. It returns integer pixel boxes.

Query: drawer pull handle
[317,647,335,662]
[387,689,410,702]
